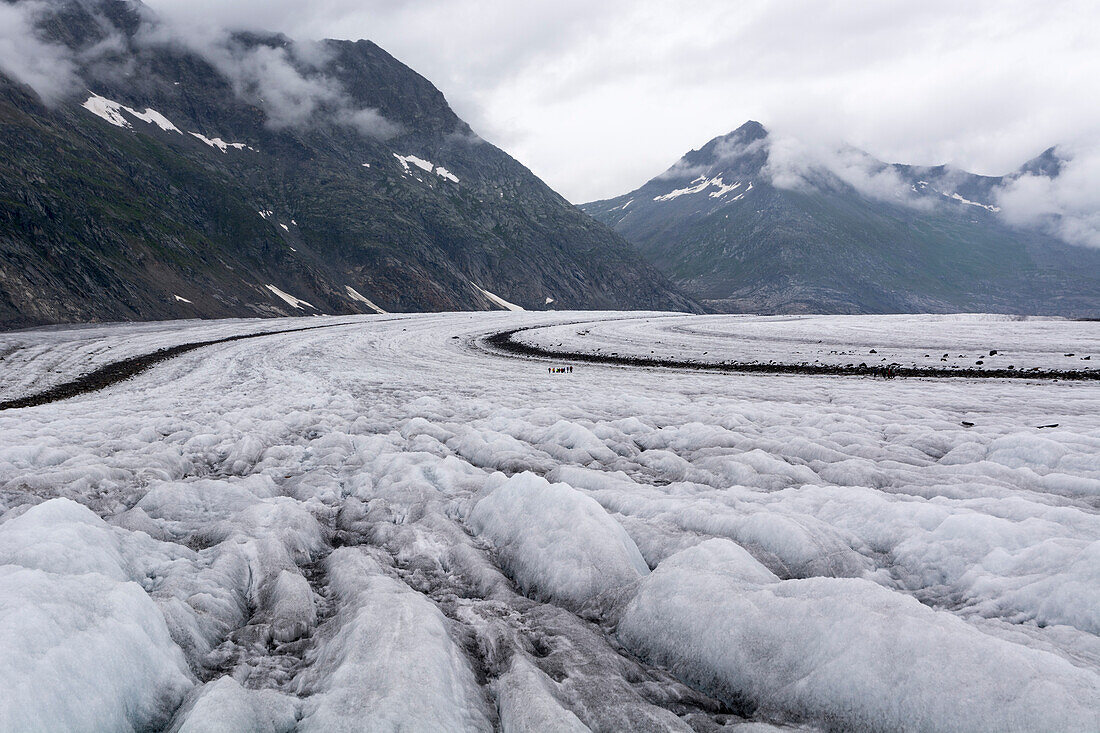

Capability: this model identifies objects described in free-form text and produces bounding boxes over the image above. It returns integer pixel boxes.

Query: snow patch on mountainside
[344,286,386,314]
[81,93,130,127]
[81,93,182,134]
[948,191,1001,212]
[265,285,314,310]
[654,175,748,202]
[189,132,254,153]
[395,153,433,173]
[707,178,743,198]
[393,154,460,183]
[434,166,460,183]
[729,183,754,201]
[130,108,181,133]
[473,283,523,311]
[653,176,712,202]
[81,95,257,157]
[910,181,1000,212]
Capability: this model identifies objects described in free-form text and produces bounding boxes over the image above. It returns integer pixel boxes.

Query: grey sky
[139,0,1100,203]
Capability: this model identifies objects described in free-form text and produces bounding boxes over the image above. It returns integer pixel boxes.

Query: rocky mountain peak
[675,120,770,178]
[1016,146,1065,179]
[581,125,1100,317]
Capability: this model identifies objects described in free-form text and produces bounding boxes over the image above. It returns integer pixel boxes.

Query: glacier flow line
[483,326,1100,382]
[0,320,367,411]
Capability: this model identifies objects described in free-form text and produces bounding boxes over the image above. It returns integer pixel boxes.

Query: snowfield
[0,312,1098,732]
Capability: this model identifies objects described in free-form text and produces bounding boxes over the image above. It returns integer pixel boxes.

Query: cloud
[654,132,769,182]
[337,106,401,140]
[711,135,767,163]
[143,0,1100,203]
[763,135,933,210]
[6,0,1099,211]
[653,161,708,182]
[0,1,399,136]
[137,15,398,135]
[996,146,1100,247]
[763,132,1100,248]
[225,43,342,129]
[0,1,81,104]
[444,129,486,147]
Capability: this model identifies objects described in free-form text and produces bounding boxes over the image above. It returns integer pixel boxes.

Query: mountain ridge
[0,0,698,329]
[582,121,1100,316]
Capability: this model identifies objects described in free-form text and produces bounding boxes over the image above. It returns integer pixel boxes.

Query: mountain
[582,121,1100,316]
[0,0,697,329]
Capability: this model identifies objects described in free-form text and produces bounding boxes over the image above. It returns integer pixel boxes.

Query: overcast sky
[141,0,1100,203]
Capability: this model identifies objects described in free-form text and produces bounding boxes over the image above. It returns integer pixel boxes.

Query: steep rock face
[0,0,697,329]
[583,121,1100,316]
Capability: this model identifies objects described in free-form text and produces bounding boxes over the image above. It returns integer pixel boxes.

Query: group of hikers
[875,364,899,379]
[549,366,573,374]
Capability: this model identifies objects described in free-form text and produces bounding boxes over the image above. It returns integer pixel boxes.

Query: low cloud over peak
[767,133,1100,249]
[652,119,1100,249]
[997,145,1100,248]
[136,14,402,136]
[0,0,401,138]
[127,0,1100,204]
[764,136,934,209]
[0,1,82,104]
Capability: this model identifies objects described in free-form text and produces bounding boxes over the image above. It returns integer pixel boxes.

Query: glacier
[0,311,1098,731]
